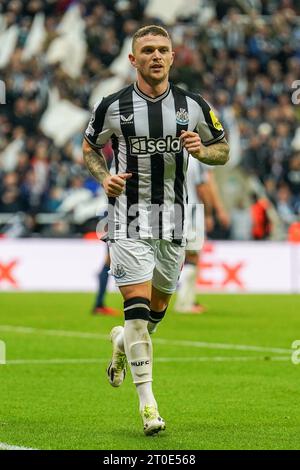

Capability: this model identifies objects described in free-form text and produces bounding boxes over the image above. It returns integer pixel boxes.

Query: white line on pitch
[0,442,37,450]
[7,358,104,365]
[0,324,291,354]
[0,325,108,340]
[153,338,290,354]
[4,356,291,365]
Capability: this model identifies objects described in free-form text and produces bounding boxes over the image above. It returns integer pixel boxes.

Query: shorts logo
[113,264,126,279]
[176,108,189,125]
[129,135,182,155]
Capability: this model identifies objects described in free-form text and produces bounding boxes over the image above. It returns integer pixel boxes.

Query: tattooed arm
[196,140,229,166]
[180,131,230,166]
[82,138,110,184]
[82,138,131,197]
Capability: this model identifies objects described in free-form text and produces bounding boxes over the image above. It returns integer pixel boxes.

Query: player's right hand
[103,173,132,197]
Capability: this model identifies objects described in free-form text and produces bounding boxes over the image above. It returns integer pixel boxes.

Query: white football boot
[106,326,127,387]
[141,405,166,436]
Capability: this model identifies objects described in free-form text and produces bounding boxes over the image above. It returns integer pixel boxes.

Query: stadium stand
[0,0,299,240]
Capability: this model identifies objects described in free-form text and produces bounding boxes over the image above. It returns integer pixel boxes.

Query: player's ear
[129,53,137,68]
[170,50,175,65]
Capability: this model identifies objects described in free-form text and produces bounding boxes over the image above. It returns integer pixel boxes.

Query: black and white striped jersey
[84,82,225,245]
[186,158,210,205]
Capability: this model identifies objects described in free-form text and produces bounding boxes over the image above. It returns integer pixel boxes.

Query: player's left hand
[180,130,203,157]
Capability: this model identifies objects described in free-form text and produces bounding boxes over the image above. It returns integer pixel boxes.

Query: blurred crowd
[0,0,300,240]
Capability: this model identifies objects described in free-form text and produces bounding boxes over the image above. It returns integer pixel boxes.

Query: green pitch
[0,293,299,450]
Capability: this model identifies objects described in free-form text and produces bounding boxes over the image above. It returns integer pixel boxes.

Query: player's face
[129,35,174,85]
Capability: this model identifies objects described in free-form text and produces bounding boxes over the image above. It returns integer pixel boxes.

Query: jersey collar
[133,82,171,102]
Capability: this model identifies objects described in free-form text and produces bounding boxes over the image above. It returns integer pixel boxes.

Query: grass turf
[0,292,299,450]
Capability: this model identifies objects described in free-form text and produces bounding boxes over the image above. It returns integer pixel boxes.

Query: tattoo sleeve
[195,140,230,166]
[82,138,110,184]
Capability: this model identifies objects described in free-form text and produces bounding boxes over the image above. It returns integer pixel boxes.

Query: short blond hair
[132,25,171,52]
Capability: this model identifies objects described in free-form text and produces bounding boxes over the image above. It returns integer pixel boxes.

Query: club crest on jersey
[121,114,134,125]
[176,108,189,125]
[113,264,126,279]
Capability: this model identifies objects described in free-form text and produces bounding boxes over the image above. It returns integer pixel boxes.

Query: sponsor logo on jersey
[113,264,126,279]
[209,109,223,131]
[121,114,134,124]
[129,135,183,155]
[176,108,189,125]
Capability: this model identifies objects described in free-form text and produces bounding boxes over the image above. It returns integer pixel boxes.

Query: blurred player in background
[174,158,210,314]
[91,143,121,316]
[92,248,121,316]
[83,25,229,436]
[175,161,230,313]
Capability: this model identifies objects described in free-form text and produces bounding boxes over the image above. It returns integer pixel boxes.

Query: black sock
[124,297,150,321]
[149,307,167,325]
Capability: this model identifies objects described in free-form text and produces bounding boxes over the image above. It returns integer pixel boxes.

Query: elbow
[222,152,230,165]
[221,144,230,165]
[82,147,88,166]
[82,139,87,159]
[82,137,89,154]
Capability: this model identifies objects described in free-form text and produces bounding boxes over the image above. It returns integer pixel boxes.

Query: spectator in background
[41,219,73,238]
[42,186,64,212]
[0,172,25,212]
[1,212,39,238]
[230,199,252,241]
[0,186,24,213]
[283,151,300,200]
[250,193,271,240]
[276,184,297,230]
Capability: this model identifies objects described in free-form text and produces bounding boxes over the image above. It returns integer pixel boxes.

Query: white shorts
[108,238,185,294]
[185,204,205,252]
